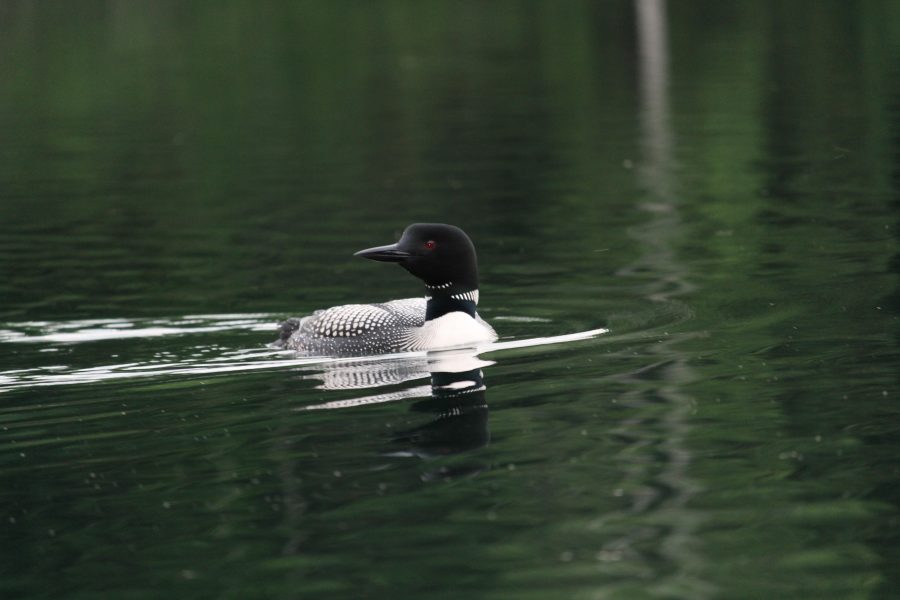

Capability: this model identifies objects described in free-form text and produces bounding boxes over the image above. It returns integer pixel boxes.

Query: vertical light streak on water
[612,1,712,595]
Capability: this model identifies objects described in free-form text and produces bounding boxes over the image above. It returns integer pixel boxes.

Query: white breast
[412,312,497,351]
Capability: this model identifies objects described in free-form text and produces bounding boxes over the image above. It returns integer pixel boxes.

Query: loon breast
[276,298,496,356]
[414,312,497,350]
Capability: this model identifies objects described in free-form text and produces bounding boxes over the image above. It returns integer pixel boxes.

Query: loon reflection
[301,351,492,459]
[389,367,488,459]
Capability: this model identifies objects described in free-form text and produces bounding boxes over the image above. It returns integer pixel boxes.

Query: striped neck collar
[424,282,479,306]
[425,290,479,321]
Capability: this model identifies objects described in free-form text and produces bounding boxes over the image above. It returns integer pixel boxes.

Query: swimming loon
[274,223,497,356]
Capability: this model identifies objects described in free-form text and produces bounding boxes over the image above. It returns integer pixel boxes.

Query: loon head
[354,223,479,301]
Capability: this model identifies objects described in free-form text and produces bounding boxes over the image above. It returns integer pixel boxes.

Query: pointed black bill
[354,243,411,262]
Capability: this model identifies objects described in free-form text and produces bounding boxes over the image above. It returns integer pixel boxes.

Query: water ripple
[0,314,607,393]
[0,314,277,344]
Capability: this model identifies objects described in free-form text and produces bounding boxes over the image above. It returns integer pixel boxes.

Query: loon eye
[424,240,436,250]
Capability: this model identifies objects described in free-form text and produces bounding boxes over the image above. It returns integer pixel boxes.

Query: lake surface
[2,1,900,598]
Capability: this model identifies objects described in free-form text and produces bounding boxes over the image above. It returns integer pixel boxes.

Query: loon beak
[354,243,411,263]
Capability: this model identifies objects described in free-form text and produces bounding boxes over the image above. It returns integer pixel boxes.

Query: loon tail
[273,317,302,348]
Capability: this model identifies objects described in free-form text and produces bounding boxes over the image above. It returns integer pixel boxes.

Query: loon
[274,223,497,356]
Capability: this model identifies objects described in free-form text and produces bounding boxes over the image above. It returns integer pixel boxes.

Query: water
[2,1,900,598]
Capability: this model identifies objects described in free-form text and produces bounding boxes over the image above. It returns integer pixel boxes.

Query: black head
[354,223,479,295]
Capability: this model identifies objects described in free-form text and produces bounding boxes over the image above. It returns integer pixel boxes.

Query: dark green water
[2,1,900,598]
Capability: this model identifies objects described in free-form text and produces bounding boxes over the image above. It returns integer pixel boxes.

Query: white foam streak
[480,328,609,352]
[0,314,279,344]
[0,314,608,393]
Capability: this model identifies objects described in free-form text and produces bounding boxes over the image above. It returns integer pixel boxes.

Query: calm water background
[2,1,900,598]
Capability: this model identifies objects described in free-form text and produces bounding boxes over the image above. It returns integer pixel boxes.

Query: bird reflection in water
[301,351,492,466]
[389,367,489,462]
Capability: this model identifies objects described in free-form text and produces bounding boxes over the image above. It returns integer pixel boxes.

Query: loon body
[275,223,497,356]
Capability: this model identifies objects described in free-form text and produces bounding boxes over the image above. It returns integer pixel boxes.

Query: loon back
[277,298,424,356]
[274,224,497,357]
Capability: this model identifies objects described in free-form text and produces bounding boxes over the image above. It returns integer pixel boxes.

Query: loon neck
[425,286,479,321]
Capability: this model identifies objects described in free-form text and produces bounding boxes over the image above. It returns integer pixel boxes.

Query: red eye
[424,240,436,250]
